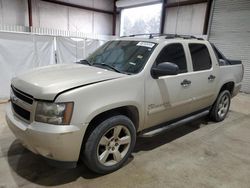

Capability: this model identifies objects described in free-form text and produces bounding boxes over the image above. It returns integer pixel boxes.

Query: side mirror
[219,59,227,66]
[151,62,179,79]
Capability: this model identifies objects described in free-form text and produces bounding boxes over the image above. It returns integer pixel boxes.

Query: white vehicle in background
[6,34,243,174]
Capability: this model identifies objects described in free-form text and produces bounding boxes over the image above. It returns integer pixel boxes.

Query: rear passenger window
[189,43,212,71]
[156,43,187,73]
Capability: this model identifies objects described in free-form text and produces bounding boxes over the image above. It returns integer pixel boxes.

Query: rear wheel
[210,90,231,122]
[82,115,136,174]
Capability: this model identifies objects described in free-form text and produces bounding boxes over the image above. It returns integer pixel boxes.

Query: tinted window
[189,43,212,71]
[156,43,187,73]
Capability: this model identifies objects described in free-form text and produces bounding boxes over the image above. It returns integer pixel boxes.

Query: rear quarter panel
[217,64,243,97]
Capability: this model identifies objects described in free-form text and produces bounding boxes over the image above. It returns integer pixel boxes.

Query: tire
[210,90,231,122]
[82,115,136,174]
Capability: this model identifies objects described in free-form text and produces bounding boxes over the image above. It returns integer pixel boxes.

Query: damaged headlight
[35,102,74,125]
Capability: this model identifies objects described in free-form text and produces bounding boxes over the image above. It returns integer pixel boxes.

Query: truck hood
[12,64,124,101]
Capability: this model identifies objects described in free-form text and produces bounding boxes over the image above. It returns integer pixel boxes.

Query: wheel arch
[80,105,140,150]
[219,81,235,95]
[88,105,139,130]
[211,81,235,111]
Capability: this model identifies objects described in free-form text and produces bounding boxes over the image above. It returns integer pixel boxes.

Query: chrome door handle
[181,79,191,87]
[208,75,216,81]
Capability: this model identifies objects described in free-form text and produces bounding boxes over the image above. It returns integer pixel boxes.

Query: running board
[140,110,209,137]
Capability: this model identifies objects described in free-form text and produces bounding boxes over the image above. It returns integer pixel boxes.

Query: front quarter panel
[55,75,145,134]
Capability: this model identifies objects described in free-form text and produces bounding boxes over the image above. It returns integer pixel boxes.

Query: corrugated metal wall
[208,0,250,93]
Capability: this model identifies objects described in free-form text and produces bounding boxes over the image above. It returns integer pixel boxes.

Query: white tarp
[85,38,106,57]
[0,32,55,99]
[56,37,85,64]
[56,37,106,64]
[0,31,112,100]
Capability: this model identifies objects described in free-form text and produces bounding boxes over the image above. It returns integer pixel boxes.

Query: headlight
[35,102,74,125]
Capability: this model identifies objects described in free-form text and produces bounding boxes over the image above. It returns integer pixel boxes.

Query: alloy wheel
[217,94,230,119]
[97,125,131,166]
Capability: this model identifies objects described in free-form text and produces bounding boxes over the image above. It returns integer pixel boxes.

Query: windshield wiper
[93,63,122,73]
[79,59,91,66]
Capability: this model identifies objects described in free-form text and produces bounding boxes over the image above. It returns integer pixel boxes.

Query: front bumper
[6,104,83,167]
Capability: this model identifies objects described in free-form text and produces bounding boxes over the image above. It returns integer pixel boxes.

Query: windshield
[85,40,157,74]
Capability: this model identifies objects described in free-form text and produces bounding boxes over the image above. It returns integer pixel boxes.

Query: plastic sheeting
[56,37,106,64]
[0,31,111,100]
[0,32,55,99]
[56,37,85,64]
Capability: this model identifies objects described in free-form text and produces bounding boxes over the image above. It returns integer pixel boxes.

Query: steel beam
[113,0,117,35]
[203,0,213,34]
[41,0,113,15]
[166,0,207,8]
[160,0,167,34]
[28,0,32,30]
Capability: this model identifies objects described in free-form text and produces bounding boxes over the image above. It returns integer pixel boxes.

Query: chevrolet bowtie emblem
[11,95,18,103]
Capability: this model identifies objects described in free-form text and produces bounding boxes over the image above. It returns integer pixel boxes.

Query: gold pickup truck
[6,34,243,174]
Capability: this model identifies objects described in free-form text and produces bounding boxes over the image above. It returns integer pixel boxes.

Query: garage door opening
[120,3,162,36]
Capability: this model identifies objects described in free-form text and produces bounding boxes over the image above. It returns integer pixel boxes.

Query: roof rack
[120,33,166,39]
[164,34,204,40]
[120,33,204,40]
[121,33,155,39]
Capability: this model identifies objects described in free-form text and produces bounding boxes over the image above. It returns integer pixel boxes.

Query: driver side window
[156,43,187,73]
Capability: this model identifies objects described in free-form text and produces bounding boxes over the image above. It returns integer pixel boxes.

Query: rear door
[185,42,218,112]
[144,42,194,129]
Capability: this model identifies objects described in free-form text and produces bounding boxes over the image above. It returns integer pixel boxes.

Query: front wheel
[82,115,136,174]
[210,90,231,122]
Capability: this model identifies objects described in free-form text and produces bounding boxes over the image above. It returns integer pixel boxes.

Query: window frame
[119,3,162,37]
[152,43,189,75]
[188,43,213,72]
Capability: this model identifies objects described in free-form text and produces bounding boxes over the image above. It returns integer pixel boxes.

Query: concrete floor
[0,93,250,188]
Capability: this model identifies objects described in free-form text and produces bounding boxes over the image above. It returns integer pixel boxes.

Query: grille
[11,102,31,121]
[11,86,33,104]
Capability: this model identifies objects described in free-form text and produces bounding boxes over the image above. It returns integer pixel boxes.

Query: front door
[144,43,194,129]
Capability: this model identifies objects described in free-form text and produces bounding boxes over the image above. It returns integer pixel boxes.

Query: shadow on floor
[7,117,209,186]
[7,141,101,186]
[134,117,209,152]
